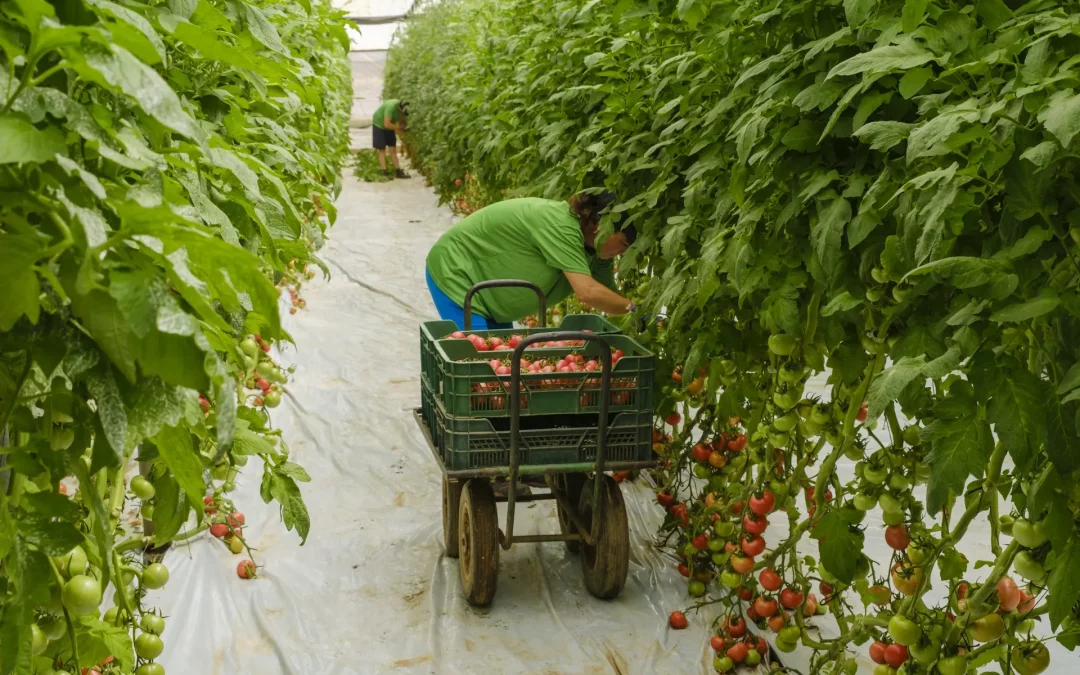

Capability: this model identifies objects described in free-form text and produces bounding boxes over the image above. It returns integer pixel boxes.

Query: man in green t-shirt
[425,192,637,329]
[372,98,410,179]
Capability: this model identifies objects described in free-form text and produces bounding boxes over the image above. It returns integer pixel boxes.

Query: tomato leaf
[1038,89,1080,149]
[1047,539,1080,630]
[924,416,994,514]
[986,366,1046,469]
[812,507,865,584]
[153,425,206,509]
[267,471,309,544]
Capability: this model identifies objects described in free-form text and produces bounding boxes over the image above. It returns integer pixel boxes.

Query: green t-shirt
[372,99,400,129]
[426,198,616,322]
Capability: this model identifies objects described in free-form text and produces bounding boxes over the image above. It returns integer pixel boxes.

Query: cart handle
[503,331,612,550]
[462,280,547,331]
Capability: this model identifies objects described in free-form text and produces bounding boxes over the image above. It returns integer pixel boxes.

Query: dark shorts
[372,126,396,150]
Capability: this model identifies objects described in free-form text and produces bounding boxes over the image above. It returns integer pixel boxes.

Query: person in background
[372,98,410,179]
[425,191,636,330]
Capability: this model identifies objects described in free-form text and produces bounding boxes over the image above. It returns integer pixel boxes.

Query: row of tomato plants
[0,1,351,673]
[387,0,1080,673]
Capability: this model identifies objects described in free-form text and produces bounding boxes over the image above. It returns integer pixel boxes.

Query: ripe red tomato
[1017,590,1036,613]
[724,616,747,638]
[749,490,775,516]
[891,562,922,596]
[671,503,689,527]
[856,403,868,423]
[677,563,690,577]
[754,596,778,617]
[692,443,712,463]
[743,513,768,535]
[820,581,833,597]
[731,555,755,574]
[669,611,688,629]
[996,576,1020,612]
[739,587,753,601]
[869,641,887,664]
[884,525,911,551]
[657,492,675,508]
[237,560,257,579]
[884,643,908,668]
[228,512,245,528]
[726,642,748,663]
[767,613,787,632]
[727,434,747,452]
[666,412,681,426]
[693,534,709,550]
[780,587,804,610]
[803,592,819,616]
[711,635,726,651]
[741,534,766,557]
[759,567,782,592]
[210,523,229,538]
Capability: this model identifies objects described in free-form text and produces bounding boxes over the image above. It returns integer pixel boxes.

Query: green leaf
[853,121,913,152]
[812,507,865,584]
[153,425,206,509]
[0,114,65,164]
[267,473,309,544]
[906,104,979,162]
[1045,388,1079,474]
[17,516,84,556]
[844,0,876,26]
[1057,363,1080,396]
[987,368,1046,469]
[904,257,1009,289]
[781,119,820,152]
[812,197,850,279]
[1038,89,1080,149]
[0,234,42,331]
[898,67,932,99]
[901,0,929,32]
[925,417,993,514]
[975,0,1012,30]
[989,289,1060,322]
[913,182,959,263]
[149,472,191,545]
[821,291,862,317]
[85,366,128,461]
[87,0,168,64]
[1019,141,1058,169]
[827,37,935,79]
[67,44,206,143]
[242,3,287,55]
[866,356,927,420]
[1047,539,1080,630]
[70,290,138,382]
[277,461,311,482]
[936,545,969,580]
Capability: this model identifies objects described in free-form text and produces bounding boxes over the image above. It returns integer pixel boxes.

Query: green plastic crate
[431,334,654,418]
[419,314,623,391]
[431,404,654,470]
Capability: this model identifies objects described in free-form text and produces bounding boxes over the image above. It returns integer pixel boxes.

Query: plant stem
[48,557,81,668]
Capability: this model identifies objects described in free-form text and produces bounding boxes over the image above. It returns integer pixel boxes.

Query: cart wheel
[442,477,463,558]
[578,474,629,599]
[556,473,587,553]
[458,479,499,606]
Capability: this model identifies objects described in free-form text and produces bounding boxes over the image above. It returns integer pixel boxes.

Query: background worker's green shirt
[426,198,617,323]
[372,99,399,129]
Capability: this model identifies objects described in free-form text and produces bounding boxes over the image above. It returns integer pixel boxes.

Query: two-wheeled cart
[415,281,659,605]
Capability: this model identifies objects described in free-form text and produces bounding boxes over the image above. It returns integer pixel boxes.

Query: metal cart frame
[414,280,659,605]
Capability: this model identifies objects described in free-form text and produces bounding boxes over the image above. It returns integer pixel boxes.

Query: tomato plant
[389,0,1080,673]
[0,0,346,671]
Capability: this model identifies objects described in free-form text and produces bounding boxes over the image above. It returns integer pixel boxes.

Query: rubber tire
[556,473,587,553]
[458,479,499,606]
[578,474,630,599]
[442,477,463,558]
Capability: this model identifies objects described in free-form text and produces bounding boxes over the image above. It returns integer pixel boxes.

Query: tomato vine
[0,1,350,673]
[388,0,1080,673]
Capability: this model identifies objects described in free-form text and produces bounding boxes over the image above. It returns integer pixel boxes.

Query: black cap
[400,101,410,114]
[597,191,636,244]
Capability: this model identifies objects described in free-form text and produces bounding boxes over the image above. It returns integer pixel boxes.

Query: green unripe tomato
[863,465,888,485]
[1012,518,1048,548]
[62,575,102,616]
[853,493,878,511]
[720,570,742,589]
[141,501,154,519]
[713,655,734,672]
[745,648,762,666]
[256,361,276,378]
[999,514,1014,536]
[31,623,49,655]
[264,389,282,408]
[779,626,801,643]
[688,580,706,597]
[240,338,259,357]
[103,606,119,625]
[888,614,922,646]
[142,563,170,590]
[902,425,921,446]
[136,663,166,675]
[135,632,165,659]
[768,431,790,449]
[888,473,909,491]
[712,553,727,566]
[1013,551,1046,582]
[866,287,884,302]
[878,492,901,513]
[243,354,257,370]
[51,426,75,451]
[882,508,905,526]
[768,334,797,356]
[41,615,67,640]
[141,613,166,635]
[54,546,88,578]
[773,412,798,432]
[131,475,156,500]
[871,267,889,283]
[775,638,797,653]
[714,521,735,538]
[693,464,712,479]
[936,655,967,675]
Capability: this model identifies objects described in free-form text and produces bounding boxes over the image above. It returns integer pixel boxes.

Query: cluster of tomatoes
[446,330,596,352]
[239,334,290,409]
[708,617,769,671]
[204,495,253,576]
